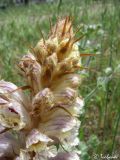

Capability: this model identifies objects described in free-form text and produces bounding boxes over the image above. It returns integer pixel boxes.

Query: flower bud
[46,38,58,54]
[34,40,48,64]
[19,54,42,94]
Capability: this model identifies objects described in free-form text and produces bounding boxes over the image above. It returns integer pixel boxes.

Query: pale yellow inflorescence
[0,17,85,160]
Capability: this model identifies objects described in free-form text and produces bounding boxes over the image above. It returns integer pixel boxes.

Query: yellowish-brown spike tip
[53,22,58,37]
[68,23,72,33]
[50,16,74,40]
[61,16,68,37]
[40,28,46,46]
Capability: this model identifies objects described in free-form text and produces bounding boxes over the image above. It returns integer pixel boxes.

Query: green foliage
[0,0,120,159]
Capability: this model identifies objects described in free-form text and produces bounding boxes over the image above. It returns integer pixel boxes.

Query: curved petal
[32,88,54,117]
[39,107,77,139]
[15,150,31,160]
[0,124,5,133]
[26,129,53,152]
[0,81,31,130]
[68,97,84,116]
[62,120,80,147]
[33,146,57,160]
[54,87,77,106]
[0,80,31,111]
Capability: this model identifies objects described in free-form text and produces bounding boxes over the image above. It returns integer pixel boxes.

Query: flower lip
[0,81,31,130]
[26,129,53,152]
[8,107,18,114]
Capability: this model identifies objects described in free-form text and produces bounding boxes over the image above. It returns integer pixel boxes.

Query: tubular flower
[0,80,31,130]
[26,129,53,152]
[0,17,90,159]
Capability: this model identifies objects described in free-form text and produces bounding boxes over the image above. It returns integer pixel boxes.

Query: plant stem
[85,86,98,103]
[111,112,120,154]
[103,15,113,142]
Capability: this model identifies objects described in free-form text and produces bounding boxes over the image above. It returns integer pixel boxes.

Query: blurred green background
[0,0,120,159]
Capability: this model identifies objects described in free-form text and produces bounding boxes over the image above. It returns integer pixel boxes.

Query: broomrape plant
[0,17,92,160]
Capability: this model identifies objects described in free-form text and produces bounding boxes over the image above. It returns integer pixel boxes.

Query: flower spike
[0,17,87,160]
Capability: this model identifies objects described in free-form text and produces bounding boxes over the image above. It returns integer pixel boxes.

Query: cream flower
[26,129,53,152]
[0,17,88,159]
[0,80,31,130]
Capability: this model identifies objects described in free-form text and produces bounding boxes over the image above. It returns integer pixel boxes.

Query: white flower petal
[33,146,57,160]
[39,111,76,137]
[69,97,84,116]
[26,129,53,152]
[49,152,80,160]
[32,88,54,116]
[0,81,31,130]
[15,150,31,160]
[54,87,77,106]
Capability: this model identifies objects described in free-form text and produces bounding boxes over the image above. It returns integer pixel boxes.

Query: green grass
[0,0,120,159]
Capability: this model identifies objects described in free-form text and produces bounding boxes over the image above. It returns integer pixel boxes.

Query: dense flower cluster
[0,17,85,160]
